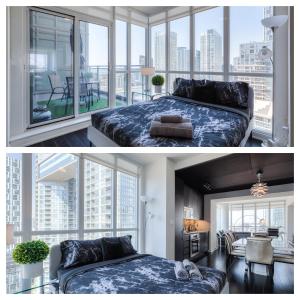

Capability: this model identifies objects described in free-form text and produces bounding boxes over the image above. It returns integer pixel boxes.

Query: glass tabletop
[13,276,52,294]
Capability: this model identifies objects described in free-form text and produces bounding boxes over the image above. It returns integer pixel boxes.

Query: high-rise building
[169,31,177,70]
[154,32,166,70]
[200,29,222,72]
[177,47,190,71]
[195,50,200,71]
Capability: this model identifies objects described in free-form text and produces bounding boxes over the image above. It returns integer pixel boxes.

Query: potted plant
[12,240,49,279]
[152,75,165,93]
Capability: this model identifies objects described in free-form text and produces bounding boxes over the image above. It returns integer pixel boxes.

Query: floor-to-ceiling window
[151,23,166,93]
[229,200,286,241]
[131,24,146,103]
[168,16,190,92]
[29,10,74,125]
[6,153,139,293]
[79,21,109,113]
[230,6,273,136]
[194,7,224,81]
[150,6,274,137]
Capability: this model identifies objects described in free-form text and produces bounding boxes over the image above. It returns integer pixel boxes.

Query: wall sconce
[140,195,154,227]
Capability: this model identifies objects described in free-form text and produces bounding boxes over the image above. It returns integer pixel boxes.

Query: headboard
[49,244,62,280]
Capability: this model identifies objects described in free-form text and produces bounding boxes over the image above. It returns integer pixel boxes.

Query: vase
[22,262,43,278]
[154,85,162,93]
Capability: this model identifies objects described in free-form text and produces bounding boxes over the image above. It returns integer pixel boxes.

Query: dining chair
[224,233,245,269]
[245,237,274,277]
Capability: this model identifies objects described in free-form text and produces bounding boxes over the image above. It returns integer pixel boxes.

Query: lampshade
[258,46,273,60]
[6,224,14,245]
[140,67,155,76]
[261,15,288,29]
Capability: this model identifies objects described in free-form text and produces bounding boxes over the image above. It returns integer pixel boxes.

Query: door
[29,9,74,125]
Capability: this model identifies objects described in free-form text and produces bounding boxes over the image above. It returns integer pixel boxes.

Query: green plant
[12,240,49,265]
[152,75,165,86]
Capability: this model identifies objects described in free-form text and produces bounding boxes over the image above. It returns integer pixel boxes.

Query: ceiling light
[250,171,268,198]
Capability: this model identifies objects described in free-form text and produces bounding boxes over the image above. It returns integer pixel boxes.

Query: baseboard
[8,116,91,147]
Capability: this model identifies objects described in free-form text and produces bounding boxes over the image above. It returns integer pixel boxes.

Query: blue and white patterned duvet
[91,96,250,147]
[58,255,226,294]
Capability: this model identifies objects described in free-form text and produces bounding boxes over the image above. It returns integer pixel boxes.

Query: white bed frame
[87,118,254,147]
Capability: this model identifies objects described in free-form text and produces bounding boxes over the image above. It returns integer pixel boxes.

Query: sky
[86,7,268,67]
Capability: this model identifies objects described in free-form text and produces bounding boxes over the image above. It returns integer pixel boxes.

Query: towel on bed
[150,120,193,139]
[174,261,189,280]
[183,259,196,272]
[189,267,204,281]
[159,115,183,123]
[183,259,203,281]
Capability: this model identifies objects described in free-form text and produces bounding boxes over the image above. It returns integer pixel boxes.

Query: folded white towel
[174,261,189,281]
[189,267,203,281]
[183,259,198,271]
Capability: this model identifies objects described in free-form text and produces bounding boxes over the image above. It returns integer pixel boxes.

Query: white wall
[273,6,290,144]
[204,183,294,252]
[143,157,168,258]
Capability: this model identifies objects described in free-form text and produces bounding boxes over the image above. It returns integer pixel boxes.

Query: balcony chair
[47,73,67,107]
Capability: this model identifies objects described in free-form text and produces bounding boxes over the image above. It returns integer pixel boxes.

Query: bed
[88,87,254,147]
[49,245,227,294]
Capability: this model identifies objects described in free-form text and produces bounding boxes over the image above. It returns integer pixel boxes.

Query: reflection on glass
[194,7,223,72]
[169,16,190,71]
[79,21,109,113]
[151,23,166,71]
[30,10,74,124]
[32,154,79,231]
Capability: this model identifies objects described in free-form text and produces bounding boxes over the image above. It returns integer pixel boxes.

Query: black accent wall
[175,176,204,261]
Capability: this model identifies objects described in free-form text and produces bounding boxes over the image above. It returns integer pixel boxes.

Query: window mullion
[224,6,229,81]
[113,157,118,236]
[78,155,85,239]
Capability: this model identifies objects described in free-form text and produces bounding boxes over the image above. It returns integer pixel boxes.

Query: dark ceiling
[176,153,294,194]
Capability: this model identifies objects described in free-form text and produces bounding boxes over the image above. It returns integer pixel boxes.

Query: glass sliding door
[79,21,109,113]
[29,10,74,124]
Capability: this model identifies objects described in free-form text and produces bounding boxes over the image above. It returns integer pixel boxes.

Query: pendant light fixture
[250,170,269,198]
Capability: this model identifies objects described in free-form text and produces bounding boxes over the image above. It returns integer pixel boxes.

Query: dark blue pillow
[101,235,137,261]
[214,81,249,108]
[172,78,193,97]
[190,79,216,103]
[60,239,103,268]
